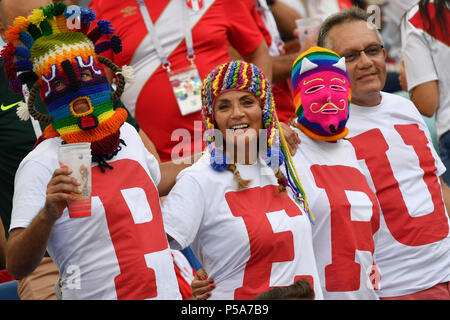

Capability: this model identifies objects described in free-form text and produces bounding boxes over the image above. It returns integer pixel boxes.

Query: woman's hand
[279,121,300,155]
[191,268,215,300]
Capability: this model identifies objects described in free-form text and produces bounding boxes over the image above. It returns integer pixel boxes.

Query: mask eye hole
[80,68,93,82]
[330,85,346,91]
[305,85,324,94]
[51,78,67,92]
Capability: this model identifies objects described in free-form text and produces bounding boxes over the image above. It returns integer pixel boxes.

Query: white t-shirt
[162,153,323,300]
[10,123,181,300]
[292,129,380,300]
[401,3,450,140]
[346,91,450,297]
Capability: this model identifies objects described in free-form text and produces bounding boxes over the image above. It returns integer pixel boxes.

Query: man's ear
[0,20,7,43]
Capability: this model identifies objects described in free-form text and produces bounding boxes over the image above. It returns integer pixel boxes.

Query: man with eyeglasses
[317,8,450,300]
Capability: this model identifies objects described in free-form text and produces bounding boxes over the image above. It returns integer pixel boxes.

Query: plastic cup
[58,143,92,218]
[295,17,323,47]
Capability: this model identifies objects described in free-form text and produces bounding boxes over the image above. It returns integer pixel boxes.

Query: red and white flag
[186,0,203,11]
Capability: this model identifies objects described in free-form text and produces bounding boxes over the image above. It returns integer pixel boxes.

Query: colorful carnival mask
[291,47,351,141]
[1,3,133,157]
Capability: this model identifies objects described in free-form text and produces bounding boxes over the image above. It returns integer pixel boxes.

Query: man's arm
[6,168,80,279]
[7,217,53,280]
[400,63,440,117]
[242,40,273,82]
[269,0,302,41]
[409,80,440,117]
[271,35,317,84]
[440,177,450,217]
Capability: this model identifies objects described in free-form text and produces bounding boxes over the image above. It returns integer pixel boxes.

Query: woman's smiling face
[213,90,262,159]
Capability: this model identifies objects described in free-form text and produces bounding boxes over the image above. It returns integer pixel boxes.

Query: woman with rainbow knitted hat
[162,60,323,300]
[4,3,182,299]
[288,46,381,299]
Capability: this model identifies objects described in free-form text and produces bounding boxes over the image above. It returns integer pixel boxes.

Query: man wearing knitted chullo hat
[289,46,381,299]
[3,3,182,299]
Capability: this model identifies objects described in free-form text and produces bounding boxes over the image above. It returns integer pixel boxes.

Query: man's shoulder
[24,137,60,161]
[380,91,423,118]
[381,91,414,106]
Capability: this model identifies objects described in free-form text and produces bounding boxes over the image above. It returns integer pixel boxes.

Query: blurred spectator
[89,0,272,162]
[229,0,300,125]
[400,0,450,213]
[376,0,419,93]
[278,0,353,19]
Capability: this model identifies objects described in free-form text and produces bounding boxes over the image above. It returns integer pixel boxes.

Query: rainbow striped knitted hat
[2,3,123,99]
[201,60,280,167]
[1,3,133,153]
[201,60,314,222]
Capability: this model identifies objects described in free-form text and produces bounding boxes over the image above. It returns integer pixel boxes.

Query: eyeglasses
[342,44,384,63]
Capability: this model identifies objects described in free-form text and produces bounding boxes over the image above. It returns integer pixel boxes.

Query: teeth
[231,124,249,130]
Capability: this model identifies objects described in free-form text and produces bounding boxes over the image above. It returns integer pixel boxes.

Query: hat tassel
[16,101,30,121]
[118,65,135,83]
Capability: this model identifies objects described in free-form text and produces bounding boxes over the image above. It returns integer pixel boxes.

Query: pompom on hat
[201,60,314,223]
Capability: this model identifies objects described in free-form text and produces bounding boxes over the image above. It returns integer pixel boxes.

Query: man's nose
[357,51,373,67]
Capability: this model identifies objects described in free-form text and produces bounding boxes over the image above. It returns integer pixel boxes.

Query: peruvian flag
[186,0,203,11]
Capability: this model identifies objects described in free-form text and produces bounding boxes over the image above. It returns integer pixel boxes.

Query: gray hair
[317,7,384,51]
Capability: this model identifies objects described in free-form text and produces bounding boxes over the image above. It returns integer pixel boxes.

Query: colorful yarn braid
[201,60,314,222]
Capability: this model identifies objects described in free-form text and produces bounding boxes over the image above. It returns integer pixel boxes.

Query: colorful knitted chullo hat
[292,46,351,141]
[201,60,314,222]
[1,3,134,161]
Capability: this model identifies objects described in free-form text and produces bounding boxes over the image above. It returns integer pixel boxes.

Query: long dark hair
[419,0,449,41]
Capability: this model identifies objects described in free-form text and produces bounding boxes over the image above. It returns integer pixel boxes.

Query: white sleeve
[402,22,438,91]
[406,99,447,176]
[161,173,205,250]
[124,122,161,186]
[10,159,53,232]
[145,148,161,187]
